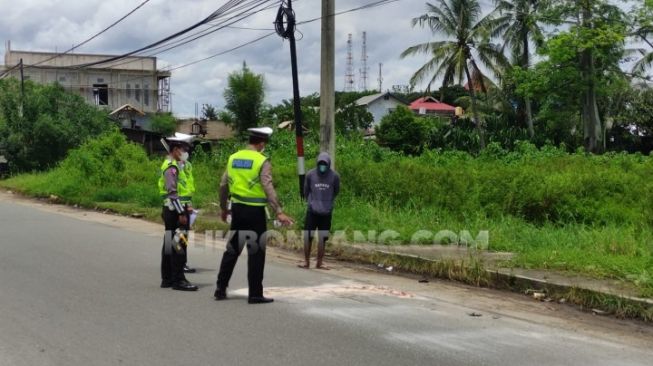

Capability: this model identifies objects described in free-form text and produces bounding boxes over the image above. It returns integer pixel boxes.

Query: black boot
[248,296,274,304]
[172,279,198,291]
[214,287,227,300]
[183,265,196,273]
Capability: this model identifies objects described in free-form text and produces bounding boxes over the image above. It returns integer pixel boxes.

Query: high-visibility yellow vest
[227,149,268,206]
[158,158,193,204]
[184,161,196,198]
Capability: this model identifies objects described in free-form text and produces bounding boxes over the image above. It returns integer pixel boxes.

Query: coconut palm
[487,0,544,139]
[632,27,653,77]
[401,0,509,149]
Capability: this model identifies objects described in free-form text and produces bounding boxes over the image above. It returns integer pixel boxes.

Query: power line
[90,0,277,71]
[11,0,404,85]
[25,0,152,70]
[0,62,21,79]
[297,0,401,25]
[72,0,267,69]
[167,32,276,71]
[164,0,406,73]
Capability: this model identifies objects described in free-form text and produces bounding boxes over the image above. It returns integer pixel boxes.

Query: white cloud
[0,0,439,116]
[3,0,639,117]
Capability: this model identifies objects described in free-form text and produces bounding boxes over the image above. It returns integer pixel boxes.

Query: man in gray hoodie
[299,152,340,269]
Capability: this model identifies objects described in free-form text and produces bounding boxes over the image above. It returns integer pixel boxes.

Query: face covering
[180,151,189,162]
[318,164,328,173]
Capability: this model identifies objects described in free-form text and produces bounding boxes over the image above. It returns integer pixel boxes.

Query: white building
[355,92,407,126]
[1,41,170,113]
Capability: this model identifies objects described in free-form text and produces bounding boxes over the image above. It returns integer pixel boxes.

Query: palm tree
[401,0,508,149]
[632,27,653,78]
[487,0,544,139]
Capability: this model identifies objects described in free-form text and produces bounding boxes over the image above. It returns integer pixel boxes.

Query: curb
[322,245,653,322]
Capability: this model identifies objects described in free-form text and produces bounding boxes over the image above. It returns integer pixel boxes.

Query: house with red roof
[409,96,456,117]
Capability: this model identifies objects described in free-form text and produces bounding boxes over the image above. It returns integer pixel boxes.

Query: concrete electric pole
[319,0,336,166]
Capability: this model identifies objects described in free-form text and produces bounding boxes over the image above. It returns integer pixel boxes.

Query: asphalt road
[1,195,652,366]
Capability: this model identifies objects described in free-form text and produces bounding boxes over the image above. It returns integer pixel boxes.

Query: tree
[376,106,428,155]
[201,104,218,120]
[632,1,653,78]
[541,0,627,153]
[488,0,544,138]
[401,0,509,149]
[335,103,374,133]
[150,112,177,136]
[223,62,265,135]
[0,78,111,172]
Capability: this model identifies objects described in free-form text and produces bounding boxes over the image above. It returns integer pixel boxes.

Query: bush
[150,113,177,136]
[0,79,112,172]
[4,130,653,294]
[376,106,428,155]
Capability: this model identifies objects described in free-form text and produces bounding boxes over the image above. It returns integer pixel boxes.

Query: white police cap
[247,127,273,140]
[166,132,195,145]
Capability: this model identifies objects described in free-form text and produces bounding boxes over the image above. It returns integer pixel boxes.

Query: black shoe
[248,296,274,304]
[183,265,196,274]
[214,287,227,300]
[172,280,198,291]
[161,280,173,288]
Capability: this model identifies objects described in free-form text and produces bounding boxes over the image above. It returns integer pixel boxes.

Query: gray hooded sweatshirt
[304,152,340,215]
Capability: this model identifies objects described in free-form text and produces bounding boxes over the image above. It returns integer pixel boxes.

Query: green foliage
[3,131,159,207]
[376,106,428,155]
[223,62,265,134]
[335,103,373,133]
[149,112,176,136]
[4,131,653,295]
[201,104,218,120]
[263,95,320,131]
[0,78,112,172]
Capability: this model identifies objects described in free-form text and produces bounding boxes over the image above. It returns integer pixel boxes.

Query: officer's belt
[162,197,193,205]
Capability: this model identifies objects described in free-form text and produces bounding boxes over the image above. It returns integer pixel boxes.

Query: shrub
[376,106,428,155]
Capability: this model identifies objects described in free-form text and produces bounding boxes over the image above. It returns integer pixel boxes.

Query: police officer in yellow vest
[158,133,198,291]
[215,127,294,304]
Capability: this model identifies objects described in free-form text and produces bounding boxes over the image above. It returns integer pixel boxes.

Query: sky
[0,0,643,117]
[0,0,451,117]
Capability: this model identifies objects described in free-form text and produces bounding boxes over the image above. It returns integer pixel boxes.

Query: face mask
[318,164,328,173]
[180,151,189,161]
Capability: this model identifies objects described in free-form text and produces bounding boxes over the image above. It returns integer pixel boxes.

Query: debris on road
[468,312,483,317]
[418,278,429,283]
[592,309,608,316]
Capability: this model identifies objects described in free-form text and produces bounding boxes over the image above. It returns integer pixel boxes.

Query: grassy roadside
[2,130,652,300]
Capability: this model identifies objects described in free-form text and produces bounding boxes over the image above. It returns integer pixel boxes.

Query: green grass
[2,131,653,297]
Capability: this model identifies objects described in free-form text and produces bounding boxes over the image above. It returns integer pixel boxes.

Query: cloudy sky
[0,0,449,117]
[0,0,642,117]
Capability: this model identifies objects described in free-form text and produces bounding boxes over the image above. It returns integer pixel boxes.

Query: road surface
[1,193,652,366]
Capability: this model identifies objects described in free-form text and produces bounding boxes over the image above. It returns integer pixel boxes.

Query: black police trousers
[161,207,189,284]
[216,203,267,298]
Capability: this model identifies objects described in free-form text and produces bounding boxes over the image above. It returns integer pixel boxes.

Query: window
[93,84,109,106]
[144,84,149,106]
[135,84,141,102]
[58,76,66,83]
[126,83,131,99]
[97,78,104,83]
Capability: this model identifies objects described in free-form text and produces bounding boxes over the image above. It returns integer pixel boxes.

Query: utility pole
[19,58,24,117]
[378,63,383,92]
[276,0,306,198]
[320,0,336,166]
